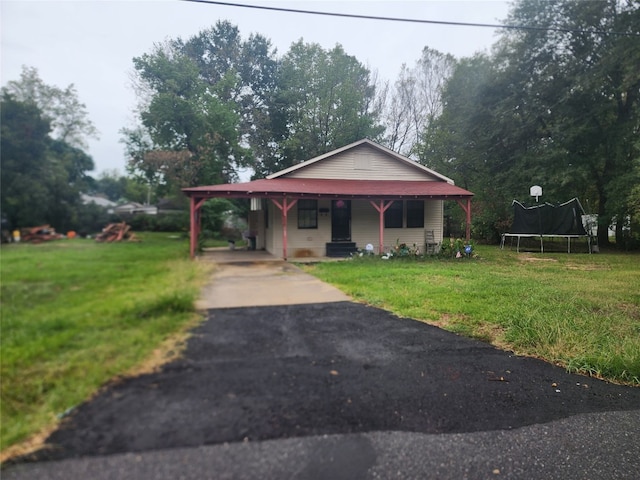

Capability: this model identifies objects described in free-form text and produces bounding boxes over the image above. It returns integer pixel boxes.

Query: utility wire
[182,0,640,37]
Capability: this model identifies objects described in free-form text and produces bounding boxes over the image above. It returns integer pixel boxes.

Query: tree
[3,66,98,149]
[90,169,131,202]
[1,92,94,231]
[419,0,640,246]
[418,55,519,241]
[125,21,279,189]
[254,41,383,176]
[381,48,456,157]
[129,40,247,189]
[496,0,640,246]
[1,93,53,228]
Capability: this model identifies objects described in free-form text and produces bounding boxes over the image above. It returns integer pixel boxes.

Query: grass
[300,245,640,386]
[0,233,212,457]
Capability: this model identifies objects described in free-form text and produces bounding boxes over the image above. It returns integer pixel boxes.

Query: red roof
[183,178,473,199]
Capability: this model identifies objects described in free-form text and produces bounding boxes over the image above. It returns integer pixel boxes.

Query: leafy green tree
[177,23,280,180]
[1,92,94,231]
[420,0,639,246]
[129,40,246,189]
[94,170,127,202]
[125,21,279,189]
[126,23,386,182]
[1,93,53,228]
[3,66,98,149]
[418,55,520,241]
[260,41,382,175]
[497,0,640,246]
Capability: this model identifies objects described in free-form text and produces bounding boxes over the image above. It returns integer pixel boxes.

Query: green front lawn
[302,246,640,386]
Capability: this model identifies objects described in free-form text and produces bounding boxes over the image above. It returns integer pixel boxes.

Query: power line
[182,0,640,37]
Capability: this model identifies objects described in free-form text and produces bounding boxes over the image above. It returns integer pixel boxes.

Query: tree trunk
[597,196,611,247]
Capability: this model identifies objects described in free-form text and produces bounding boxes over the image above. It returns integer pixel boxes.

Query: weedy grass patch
[301,246,640,386]
[0,234,212,456]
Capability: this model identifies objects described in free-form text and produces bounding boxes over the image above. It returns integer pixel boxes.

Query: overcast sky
[1,0,511,177]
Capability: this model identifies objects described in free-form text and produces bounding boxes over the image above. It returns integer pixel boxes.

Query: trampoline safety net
[510,198,588,235]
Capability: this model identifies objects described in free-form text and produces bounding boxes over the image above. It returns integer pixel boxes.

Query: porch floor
[199,247,347,264]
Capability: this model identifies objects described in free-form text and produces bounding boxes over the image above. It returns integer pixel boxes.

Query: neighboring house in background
[114,202,158,216]
[157,197,188,215]
[81,194,117,214]
[183,139,474,259]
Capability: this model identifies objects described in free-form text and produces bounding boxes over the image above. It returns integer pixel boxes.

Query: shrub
[439,237,476,258]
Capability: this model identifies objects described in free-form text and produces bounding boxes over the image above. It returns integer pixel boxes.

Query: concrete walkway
[195,248,351,309]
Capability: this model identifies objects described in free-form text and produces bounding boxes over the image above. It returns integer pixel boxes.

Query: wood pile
[95,222,138,242]
[20,225,63,243]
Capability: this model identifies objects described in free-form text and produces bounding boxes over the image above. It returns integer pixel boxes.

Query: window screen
[406,200,424,228]
[384,201,403,228]
[297,199,318,229]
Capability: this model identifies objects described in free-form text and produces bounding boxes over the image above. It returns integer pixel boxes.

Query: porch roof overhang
[182,177,474,200]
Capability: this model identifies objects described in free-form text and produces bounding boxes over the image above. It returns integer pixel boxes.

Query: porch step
[326,242,358,258]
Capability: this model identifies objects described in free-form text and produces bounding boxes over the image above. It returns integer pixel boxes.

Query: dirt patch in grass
[564,263,611,271]
[518,256,558,263]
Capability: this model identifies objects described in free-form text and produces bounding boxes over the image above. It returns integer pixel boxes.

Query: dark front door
[331,200,351,241]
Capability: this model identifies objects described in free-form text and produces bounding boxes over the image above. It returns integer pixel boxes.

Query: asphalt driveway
[4,253,640,479]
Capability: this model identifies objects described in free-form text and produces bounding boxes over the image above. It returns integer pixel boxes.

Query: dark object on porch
[326,242,357,257]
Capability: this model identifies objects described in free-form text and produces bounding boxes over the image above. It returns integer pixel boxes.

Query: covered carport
[183,178,474,259]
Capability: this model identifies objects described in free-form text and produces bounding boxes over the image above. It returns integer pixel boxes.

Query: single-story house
[183,139,474,259]
[114,202,158,216]
[81,193,117,214]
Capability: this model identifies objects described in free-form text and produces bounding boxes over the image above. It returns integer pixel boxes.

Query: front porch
[198,247,349,264]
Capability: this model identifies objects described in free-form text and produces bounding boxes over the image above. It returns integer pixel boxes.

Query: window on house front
[297,199,318,229]
[384,201,403,228]
[406,200,424,228]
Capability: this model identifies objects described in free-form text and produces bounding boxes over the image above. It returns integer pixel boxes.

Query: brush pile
[20,225,63,243]
[95,222,138,242]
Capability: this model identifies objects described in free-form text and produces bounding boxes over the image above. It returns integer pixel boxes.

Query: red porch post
[369,200,394,254]
[272,198,298,260]
[456,198,473,241]
[188,196,208,258]
[189,196,197,258]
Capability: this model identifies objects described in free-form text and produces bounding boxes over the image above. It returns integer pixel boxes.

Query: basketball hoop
[530,185,542,202]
